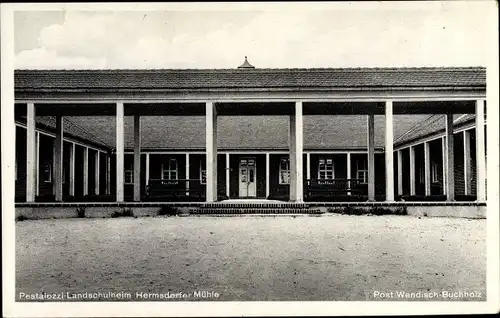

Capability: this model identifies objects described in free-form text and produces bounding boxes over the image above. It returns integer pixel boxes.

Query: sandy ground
[15,215,486,301]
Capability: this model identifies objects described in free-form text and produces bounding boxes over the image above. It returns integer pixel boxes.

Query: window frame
[356,169,368,184]
[161,158,179,184]
[317,157,335,184]
[419,164,425,184]
[42,161,52,183]
[355,158,368,184]
[431,162,439,183]
[279,157,290,185]
[200,161,206,185]
[124,163,134,185]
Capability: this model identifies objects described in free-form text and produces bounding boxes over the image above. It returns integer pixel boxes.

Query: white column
[226,153,230,198]
[265,153,270,198]
[146,153,150,187]
[133,115,141,202]
[306,152,311,181]
[289,101,304,202]
[206,102,217,202]
[424,141,431,196]
[445,113,455,201]
[289,114,296,201]
[116,102,125,202]
[185,153,190,196]
[95,151,100,195]
[475,100,486,201]
[69,143,75,196]
[397,150,403,196]
[26,103,36,202]
[367,114,375,201]
[463,130,472,196]
[385,101,394,201]
[36,132,40,196]
[346,152,351,195]
[83,147,89,196]
[53,115,63,201]
[442,136,447,195]
[106,154,111,195]
[409,146,416,196]
[296,102,304,202]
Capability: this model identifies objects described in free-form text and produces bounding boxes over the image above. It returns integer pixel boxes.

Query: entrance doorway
[239,157,257,197]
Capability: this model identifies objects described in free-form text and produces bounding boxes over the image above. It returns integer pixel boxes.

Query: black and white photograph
[2,1,499,317]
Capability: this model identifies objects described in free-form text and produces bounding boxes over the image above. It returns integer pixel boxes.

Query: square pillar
[424,141,431,196]
[206,102,217,202]
[69,143,75,196]
[133,115,141,202]
[106,154,111,195]
[83,147,89,196]
[306,152,311,181]
[346,152,351,195]
[441,137,446,195]
[463,130,472,196]
[409,146,416,196]
[289,101,304,202]
[289,114,296,201]
[475,100,486,201]
[185,153,190,196]
[397,150,403,196]
[36,132,40,196]
[26,103,36,202]
[385,101,394,201]
[445,113,455,201]
[116,102,125,202]
[226,153,230,198]
[367,114,375,201]
[95,151,100,195]
[265,153,270,198]
[146,153,150,187]
[53,115,64,201]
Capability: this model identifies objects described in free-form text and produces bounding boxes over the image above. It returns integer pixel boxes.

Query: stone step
[191,208,322,215]
[200,203,310,209]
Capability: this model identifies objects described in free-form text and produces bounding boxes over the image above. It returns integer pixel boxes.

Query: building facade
[14,63,487,203]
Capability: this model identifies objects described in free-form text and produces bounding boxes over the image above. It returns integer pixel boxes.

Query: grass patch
[158,205,180,217]
[327,206,407,215]
[111,208,134,218]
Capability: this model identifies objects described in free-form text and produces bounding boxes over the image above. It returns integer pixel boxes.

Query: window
[431,162,439,183]
[318,157,334,183]
[125,163,133,184]
[161,158,178,184]
[419,165,425,184]
[355,159,368,184]
[356,170,368,184]
[279,157,290,184]
[42,161,52,183]
[200,162,206,184]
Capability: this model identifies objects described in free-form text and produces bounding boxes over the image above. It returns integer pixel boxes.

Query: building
[14,60,487,204]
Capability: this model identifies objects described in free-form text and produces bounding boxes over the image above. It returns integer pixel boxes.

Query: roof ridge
[14,66,486,72]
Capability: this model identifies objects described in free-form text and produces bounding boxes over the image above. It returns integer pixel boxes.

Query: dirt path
[16,215,486,301]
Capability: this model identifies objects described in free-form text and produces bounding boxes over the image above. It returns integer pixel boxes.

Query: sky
[11,2,497,69]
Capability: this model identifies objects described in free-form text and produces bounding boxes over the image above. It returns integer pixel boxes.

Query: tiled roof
[395,114,477,145]
[15,67,486,90]
[31,115,432,150]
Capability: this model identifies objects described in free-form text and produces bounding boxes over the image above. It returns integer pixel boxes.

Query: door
[239,157,257,197]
